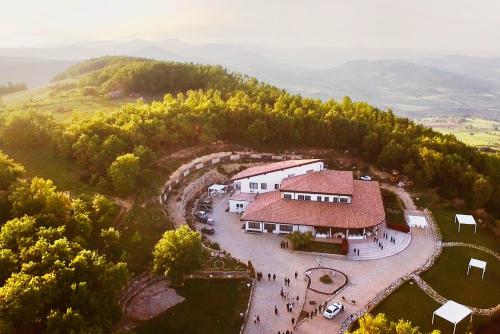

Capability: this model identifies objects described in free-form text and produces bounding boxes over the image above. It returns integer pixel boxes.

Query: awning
[432,300,472,334]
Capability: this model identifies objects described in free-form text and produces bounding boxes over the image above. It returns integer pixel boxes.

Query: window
[339,197,348,203]
[324,197,330,202]
[283,193,292,199]
[236,203,243,208]
[235,182,241,190]
[261,183,267,190]
[274,184,279,189]
[249,182,258,189]
[297,195,305,200]
[316,196,322,201]
[248,222,260,229]
[279,225,293,232]
[304,195,311,201]
[333,197,340,203]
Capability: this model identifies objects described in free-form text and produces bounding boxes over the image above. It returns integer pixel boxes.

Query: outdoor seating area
[467,258,487,279]
[432,301,472,334]
[454,214,477,233]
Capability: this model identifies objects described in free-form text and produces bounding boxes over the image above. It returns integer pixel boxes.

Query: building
[235,165,385,240]
[228,159,324,213]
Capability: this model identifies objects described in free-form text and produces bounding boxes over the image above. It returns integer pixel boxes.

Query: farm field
[419,117,500,151]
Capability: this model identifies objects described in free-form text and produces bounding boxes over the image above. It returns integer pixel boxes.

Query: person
[257,315,260,323]
[268,273,271,281]
[286,331,290,334]
[286,241,289,248]
[292,317,295,325]
[280,287,284,298]
[296,296,299,302]
[294,271,298,279]
[319,304,322,312]
[253,315,257,323]
[273,273,276,281]
[353,248,357,254]
[357,249,360,256]
[275,305,278,315]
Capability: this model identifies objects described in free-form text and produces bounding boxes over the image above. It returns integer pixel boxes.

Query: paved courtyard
[200,192,436,334]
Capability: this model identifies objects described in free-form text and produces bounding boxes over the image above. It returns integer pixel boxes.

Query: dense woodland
[16,57,500,214]
[0,56,499,333]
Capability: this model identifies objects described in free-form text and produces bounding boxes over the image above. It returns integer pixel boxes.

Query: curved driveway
[206,191,436,334]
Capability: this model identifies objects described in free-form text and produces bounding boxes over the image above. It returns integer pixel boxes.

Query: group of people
[280,240,289,248]
[255,272,278,282]
[305,301,327,320]
[352,248,360,256]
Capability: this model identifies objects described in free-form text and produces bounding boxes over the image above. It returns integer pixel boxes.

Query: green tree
[153,225,207,283]
[472,176,493,208]
[108,153,141,194]
[0,151,24,190]
[348,313,438,334]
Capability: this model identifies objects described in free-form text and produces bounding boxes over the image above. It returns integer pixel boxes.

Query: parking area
[194,194,436,334]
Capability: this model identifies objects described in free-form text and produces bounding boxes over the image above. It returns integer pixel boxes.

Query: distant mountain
[0,56,75,88]
[1,40,500,120]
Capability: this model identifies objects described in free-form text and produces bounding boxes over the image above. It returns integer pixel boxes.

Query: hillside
[0,56,75,88]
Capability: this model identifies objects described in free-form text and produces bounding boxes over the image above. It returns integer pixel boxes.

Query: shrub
[320,274,333,284]
[287,231,313,250]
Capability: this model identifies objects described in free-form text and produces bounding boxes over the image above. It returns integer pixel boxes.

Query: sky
[2,0,500,55]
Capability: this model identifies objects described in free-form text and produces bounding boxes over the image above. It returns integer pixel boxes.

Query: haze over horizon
[2,0,500,56]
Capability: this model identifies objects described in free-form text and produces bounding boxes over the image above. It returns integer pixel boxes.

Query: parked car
[202,198,212,205]
[195,210,207,218]
[196,216,208,224]
[322,303,344,319]
[206,218,215,225]
[200,227,215,235]
[198,203,212,211]
[360,175,372,181]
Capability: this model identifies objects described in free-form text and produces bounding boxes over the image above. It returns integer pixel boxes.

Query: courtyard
[198,193,436,334]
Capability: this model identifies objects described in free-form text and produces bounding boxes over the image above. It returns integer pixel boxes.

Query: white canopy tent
[407,215,428,235]
[467,258,487,279]
[208,184,227,196]
[432,300,472,334]
[455,214,477,233]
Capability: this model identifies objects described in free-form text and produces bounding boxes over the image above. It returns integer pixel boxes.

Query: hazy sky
[2,0,500,54]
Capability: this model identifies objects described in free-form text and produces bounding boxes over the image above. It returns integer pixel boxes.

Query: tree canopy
[348,313,440,334]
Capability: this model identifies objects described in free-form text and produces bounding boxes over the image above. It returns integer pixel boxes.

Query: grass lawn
[422,246,500,308]
[302,240,342,254]
[0,146,104,197]
[137,279,251,334]
[432,208,500,252]
[121,199,170,274]
[369,282,490,333]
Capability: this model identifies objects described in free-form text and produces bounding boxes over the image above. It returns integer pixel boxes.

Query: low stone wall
[442,242,500,260]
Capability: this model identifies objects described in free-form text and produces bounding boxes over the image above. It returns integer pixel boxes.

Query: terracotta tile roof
[231,159,322,181]
[241,180,385,229]
[280,170,354,195]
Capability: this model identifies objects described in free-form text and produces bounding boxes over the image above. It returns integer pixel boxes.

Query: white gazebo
[208,184,227,197]
[432,300,472,334]
[454,214,477,233]
[467,258,487,279]
[407,215,428,235]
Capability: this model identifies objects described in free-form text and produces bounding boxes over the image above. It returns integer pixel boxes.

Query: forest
[0,56,499,333]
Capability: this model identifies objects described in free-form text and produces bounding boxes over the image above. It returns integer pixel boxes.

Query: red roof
[241,180,385,229]
[231,159,322,181]
[280,170,354,195]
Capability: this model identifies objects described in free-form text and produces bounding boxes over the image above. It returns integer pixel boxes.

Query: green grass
[369,282,490,333]
[432,208,500,252]
[0,146,104,197]
[137,279,251,334]
[422,246,500,308]
[121,199,170,274]
[420,117,500,150]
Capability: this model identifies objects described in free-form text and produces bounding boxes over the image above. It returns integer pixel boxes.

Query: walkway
[346,224,411,260]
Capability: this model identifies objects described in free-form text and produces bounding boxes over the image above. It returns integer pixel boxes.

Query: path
[111,196,136,229]
[380,183,416,210]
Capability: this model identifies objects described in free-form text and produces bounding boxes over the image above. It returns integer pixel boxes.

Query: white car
[207,218,215,225]
[360,175,372,181]
[322,303,343,319]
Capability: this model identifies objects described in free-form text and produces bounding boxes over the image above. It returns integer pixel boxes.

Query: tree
[0,152,24,190]
[153,225,207,283]
[348,313,438,334]
[472,176,493,208]
[108,153,141,194]
[1,112,55,148]
[287,231,313,250]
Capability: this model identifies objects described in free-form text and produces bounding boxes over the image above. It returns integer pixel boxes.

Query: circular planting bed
[306,267,348,295]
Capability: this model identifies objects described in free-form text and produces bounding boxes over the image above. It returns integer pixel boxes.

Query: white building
[228,159,324,213]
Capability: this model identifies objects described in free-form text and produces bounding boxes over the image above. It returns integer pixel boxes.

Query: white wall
[237,161,324,194]
[229,199,251,213]
[282,191,351,203]
[244,221,313,234]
